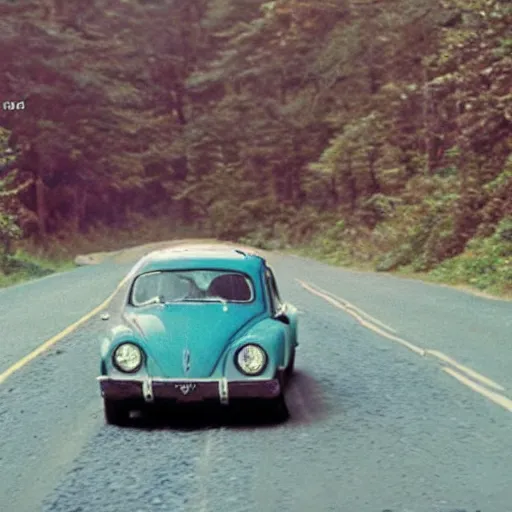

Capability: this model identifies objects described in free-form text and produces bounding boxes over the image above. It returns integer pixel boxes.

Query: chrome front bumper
[98,376,282,405]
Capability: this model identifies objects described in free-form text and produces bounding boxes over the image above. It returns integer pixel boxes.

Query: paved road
[0,248,511,512]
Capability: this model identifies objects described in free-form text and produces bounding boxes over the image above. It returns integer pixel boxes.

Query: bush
[496,217,512,243]
[429,217,512,292]
[376,243,414,271]
[417,215,458,270]
[1,256,54,277]
[0,212,22,270]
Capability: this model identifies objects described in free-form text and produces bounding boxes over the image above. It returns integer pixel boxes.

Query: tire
[269,393,289,422]
[104,399,130,426]
[284,347,296,381]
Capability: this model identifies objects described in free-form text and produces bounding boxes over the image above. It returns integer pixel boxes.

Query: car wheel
[269,393,289,422]
[104,399,130,426]
[285,348,296,381]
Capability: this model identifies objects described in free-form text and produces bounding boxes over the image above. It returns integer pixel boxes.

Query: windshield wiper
[137,296,164,307]
[201,296,229,311]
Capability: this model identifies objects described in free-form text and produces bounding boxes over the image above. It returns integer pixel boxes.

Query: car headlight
[113,343,143,373]
[235,344,267,375]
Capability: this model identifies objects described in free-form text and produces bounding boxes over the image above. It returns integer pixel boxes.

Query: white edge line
[295,279,511,413]
[304,282,398,334]
[297,279,425,357]
[443,367,512,413]
[427,350,505,392]
[0,272,131,385]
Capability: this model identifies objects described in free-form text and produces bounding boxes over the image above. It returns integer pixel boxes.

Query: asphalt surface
[0,247,511,512]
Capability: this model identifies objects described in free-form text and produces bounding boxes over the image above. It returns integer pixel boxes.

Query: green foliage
[0,0,511,295]
[0,212,21,240]
[0,212,22,267]
[430,217,512,293]
[376,244,415,272]
[0,127,23,269]
[496,218,512,244]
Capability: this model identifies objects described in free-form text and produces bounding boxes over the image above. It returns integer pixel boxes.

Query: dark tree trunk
[422,70,436,175]
[291,138,304,205]
[34,172,47,241]
[367,43,380,95]
[23,143,48,242]
[367,147,380,194]
[173,86,187,125]
[72,186,87,233]
[401,151,416,178]
[285,170,294,202]
[369,67,379,95]
[345,155,357,212]
[181,197,192,223]
[330,175,339,206]
[271,166,283,202]
[279,71,287,105]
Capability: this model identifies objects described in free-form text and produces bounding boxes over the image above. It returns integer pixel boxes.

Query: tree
[0,127,24,268]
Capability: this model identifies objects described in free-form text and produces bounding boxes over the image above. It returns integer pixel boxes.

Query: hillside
[0,0,510,295]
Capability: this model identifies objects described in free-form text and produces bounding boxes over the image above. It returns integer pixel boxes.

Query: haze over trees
[0,0,510,292]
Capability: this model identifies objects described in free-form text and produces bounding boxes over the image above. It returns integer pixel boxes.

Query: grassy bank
[2,213,510,301]
[0,216,210,289]
[286,246,511,301]
[287,223,512,301]
[239,212,512,300]
[0,251,74,288]
[19,215,209,262]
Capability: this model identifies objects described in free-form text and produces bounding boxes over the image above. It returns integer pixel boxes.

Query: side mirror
[100,312,110,321]
[274,312,290,325]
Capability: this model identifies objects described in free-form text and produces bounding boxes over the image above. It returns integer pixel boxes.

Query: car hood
[125,302,264,378]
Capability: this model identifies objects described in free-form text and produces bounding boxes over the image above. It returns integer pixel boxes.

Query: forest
[0,0,511,294]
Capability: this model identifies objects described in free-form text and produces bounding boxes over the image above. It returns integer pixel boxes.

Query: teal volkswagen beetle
[98,245,298,425]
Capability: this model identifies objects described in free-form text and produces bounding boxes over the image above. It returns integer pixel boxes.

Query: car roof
[134,244,266,275]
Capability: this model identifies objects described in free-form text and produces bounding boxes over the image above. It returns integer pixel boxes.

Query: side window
[266,267,282,313]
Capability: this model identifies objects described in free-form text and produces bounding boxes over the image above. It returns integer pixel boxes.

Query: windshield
[130,269,254,306]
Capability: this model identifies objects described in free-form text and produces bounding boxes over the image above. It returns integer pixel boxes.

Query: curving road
[0,247,511,512]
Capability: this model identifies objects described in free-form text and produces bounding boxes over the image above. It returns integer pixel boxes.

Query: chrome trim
[97,376,271,384]
[98,376,224,383]
[182,349,191,375]
[142,378,154,403]
[218,378,229,405]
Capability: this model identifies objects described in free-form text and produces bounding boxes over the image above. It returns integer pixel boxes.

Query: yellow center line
[443,367,512,413]
[427,350,505,392]
[297,280,397,334]
[298,278,511,413]
[0,274,131,386]
[296,279,426,356]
